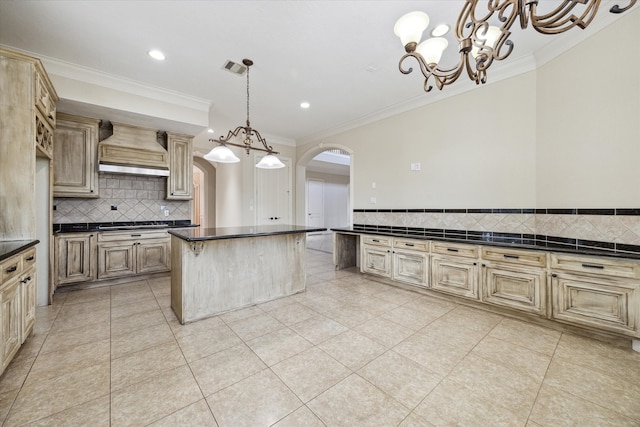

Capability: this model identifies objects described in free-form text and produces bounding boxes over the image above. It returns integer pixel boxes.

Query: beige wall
[298,9,639,211]
[536,9,640,208]
[299,72,538,209]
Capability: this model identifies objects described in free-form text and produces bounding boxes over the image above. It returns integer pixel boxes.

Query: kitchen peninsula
[168,225,325,324]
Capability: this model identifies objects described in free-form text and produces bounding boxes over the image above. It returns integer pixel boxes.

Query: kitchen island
[168,225,326,324]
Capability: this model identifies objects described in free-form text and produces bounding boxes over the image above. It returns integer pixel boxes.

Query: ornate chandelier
[395,0,637,93]
[205,58,285,169]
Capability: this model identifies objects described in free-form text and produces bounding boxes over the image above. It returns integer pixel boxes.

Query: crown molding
[298,54,537,145]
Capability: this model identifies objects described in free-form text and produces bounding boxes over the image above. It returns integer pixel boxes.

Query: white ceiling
[0,1,632,150]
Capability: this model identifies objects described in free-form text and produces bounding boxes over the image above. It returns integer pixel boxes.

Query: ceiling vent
[222,60,247,75]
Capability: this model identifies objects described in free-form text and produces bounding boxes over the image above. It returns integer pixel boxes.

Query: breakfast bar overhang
[168,225,326,324]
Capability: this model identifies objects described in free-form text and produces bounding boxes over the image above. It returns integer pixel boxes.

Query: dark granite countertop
[169,225,327,242]
[332,227,640,260]
[0,240,39,263]
[53,220,198,234]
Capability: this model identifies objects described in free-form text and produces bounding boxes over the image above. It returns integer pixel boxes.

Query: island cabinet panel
[171,233,306,324]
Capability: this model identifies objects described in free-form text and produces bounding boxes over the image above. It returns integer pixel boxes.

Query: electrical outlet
[111,205,117,210]
[410,163,421,171]
[160,205,166,210]
[371,182,376,189]
[370,197,377,204]
[164,209,170,217]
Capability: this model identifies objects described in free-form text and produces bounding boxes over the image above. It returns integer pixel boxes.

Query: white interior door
[307,179,324,228]
[255,156,291,225]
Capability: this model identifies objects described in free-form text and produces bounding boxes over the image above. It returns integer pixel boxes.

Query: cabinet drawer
[393,238,429,252]
[1,254,23,285]
[482,247,546,268]
[362,236,392,247]
[431,241,479,259]
[22,248,36,270]
[551,253,640,280]
[98,230,169,242]
[551,273,639,337]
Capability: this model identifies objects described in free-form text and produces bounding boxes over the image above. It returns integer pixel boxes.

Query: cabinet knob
[551,273,557,278]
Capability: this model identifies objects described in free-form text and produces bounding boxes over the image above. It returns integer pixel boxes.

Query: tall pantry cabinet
[0,48,58,374]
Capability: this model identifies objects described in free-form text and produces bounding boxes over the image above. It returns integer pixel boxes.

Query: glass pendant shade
[471,25,502,58]
[416,37,449,65]
[204,145,240,163]
[256,154,285,169]
[394,11,430,46]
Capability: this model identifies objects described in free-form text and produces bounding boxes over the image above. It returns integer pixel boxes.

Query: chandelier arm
[528,0,601,34]
[216,140,276,155]
[611,0,637,13]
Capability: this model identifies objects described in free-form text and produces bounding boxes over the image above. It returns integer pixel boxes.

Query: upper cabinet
[53,113,100,198]
[166,132,193,200]
[0,48,58,240]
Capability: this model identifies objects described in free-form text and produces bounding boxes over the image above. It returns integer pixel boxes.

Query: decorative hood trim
[98,122,169,176]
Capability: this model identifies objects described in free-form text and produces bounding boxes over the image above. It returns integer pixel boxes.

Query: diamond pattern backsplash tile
[53,173,190,223]
[354,211,640,246]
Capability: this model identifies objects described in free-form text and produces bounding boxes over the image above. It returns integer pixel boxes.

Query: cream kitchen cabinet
[431,241,479,300]
[361,236,392,278]
[166,132,193,200]
[55,232,97,286]
[97,230,170,280]
[1,246,37,375]
[392,238,429,287]
[550,253,640,339]
[361,236,429,287]
[53,113,100,198]
[480,247,548,317]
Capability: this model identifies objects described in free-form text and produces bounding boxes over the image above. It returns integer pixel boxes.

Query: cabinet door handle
[6,266,17,273]
[581,263,604,270]
[26,256,35,261]
[372,239,380,242]
[504,254,520,259]
[405,243,414,247]
[131,234,142,237]
[21,276,32,283]
[447,248,459,252]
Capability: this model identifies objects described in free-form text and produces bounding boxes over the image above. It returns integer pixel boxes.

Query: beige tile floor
[1,249,640,426]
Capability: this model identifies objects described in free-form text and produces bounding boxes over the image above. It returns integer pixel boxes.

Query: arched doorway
[192,156,217,228]
[296,144,354,253]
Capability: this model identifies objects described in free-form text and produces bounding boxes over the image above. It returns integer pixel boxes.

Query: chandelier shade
[256,154,285,169]
[395,0,638,93]
[204,145,240,163]
[207,58,284,169]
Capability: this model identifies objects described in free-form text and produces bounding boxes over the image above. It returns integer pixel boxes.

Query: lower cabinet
[356,233,640,344]
[361,236,429,287]
[55,232,96,285]
[97,231,170,280]
[1,247,37,375]
[1,277,22,371]
[431,255,479,300]
[393,250,428,287]
[480,247,548,316]
[361,236,392,278]
[551,272,639,337]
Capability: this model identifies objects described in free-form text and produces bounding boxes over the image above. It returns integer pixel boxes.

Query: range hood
[98,122,170,176]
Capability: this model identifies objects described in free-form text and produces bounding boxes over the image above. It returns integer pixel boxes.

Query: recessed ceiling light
[207,128,214,133]
[431,24,450,37]
[300,102,310,109]
[148,50,166,61]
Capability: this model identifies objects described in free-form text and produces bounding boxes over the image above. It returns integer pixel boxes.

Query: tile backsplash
[353,209,640,246]
[53,173,190,223]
